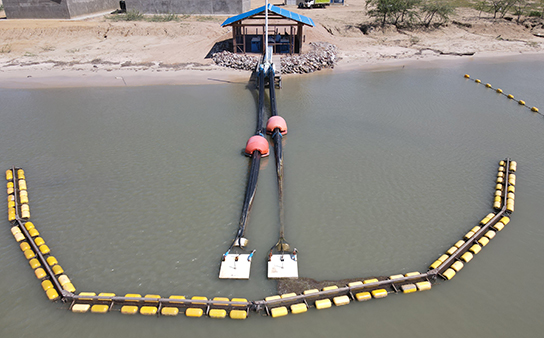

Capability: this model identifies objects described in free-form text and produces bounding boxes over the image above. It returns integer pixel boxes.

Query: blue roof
[221,4,315,27]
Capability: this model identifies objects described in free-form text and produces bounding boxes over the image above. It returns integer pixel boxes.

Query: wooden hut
[221,4,315,55]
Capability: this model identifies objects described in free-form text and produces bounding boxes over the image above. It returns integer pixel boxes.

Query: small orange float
[266,116,288,136]
[245,135,269,157]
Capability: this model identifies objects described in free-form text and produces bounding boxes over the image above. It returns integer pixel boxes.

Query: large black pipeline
[268,69,278,118]
[267,68,287,252]
[226,69,267,253]
[256,66,266,136]
[232,151,261,247]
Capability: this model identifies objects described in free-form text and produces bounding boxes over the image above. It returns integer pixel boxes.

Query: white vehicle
[298,0,330,8]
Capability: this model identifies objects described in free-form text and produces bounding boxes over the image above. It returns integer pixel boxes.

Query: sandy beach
[1,0,543,88]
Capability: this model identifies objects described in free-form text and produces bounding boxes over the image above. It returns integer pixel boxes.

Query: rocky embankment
[212,42,337,74]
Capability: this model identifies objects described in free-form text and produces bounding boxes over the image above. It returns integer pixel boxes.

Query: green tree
[475,0,488,18]
[366,0,420,27]
[421,0,454,27]
[365,0,404,27]
[487,0,503,18]
[403,0,422,25]
[512,0,527,22]
[486,0,520,18]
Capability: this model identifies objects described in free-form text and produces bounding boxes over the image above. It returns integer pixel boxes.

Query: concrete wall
[66,0,118,18]
[4,0,249,18]
[4,0,71,19]
[128,0,250,15]
[4,0,117,18]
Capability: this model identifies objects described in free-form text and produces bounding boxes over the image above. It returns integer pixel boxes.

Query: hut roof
[221,4,315,27]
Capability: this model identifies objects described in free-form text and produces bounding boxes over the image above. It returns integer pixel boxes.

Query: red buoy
[245,135,269,157]
[266,116,288,135]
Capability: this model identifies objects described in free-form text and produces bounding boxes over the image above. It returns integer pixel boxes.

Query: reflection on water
[1,57,544,337]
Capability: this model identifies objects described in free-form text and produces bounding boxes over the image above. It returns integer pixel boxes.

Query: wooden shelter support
[222,5,315,55]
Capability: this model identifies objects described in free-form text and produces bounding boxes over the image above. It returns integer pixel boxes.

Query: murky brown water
[1,56,544,337]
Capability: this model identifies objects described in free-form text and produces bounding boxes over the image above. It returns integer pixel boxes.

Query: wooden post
[290,26,294,54]
[296,23,303,54]
[232,24,237,53]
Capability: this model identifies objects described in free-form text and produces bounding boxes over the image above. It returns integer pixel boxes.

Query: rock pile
[281,42,337,74]
[212,42,337,74]
[212,51,259,71]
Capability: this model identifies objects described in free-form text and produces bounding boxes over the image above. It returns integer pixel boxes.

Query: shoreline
[1,1,543,89]
[332,50,544,73]
[0,65,252,89]
[2,51,544,89]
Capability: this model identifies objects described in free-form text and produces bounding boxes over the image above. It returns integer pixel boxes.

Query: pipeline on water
[229,151,261,250]
[224,68,268,255]
[267,67,289,254]
[256,66,266,136]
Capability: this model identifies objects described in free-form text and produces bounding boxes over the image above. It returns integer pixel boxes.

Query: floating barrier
[464,74,540,116]
[429,158,515,282]
[5,159,516,319]
[6,168,71,303]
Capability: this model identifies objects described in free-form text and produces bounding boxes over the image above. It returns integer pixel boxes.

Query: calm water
[1,56,544,337]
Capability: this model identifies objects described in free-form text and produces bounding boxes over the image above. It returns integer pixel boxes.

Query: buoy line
[4,158,517,319]
[464,74,540,115]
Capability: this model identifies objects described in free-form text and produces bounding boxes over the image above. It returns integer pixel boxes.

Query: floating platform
[267,254,298,279]
[219,254,252,279]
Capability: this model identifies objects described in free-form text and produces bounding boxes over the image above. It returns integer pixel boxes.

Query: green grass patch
[107,10,145,22]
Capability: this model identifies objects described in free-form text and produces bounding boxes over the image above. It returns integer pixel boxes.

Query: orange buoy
[245,135,269,157]
[266,116,288,136]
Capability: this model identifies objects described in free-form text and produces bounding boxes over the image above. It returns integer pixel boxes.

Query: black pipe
[235,151,262,243]
[227,69,267,251]
[268,68,278,118]
[256,68,266,136]
[268,68,286,246]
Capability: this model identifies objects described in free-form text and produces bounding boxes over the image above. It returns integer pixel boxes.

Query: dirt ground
[1,0,543,86]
